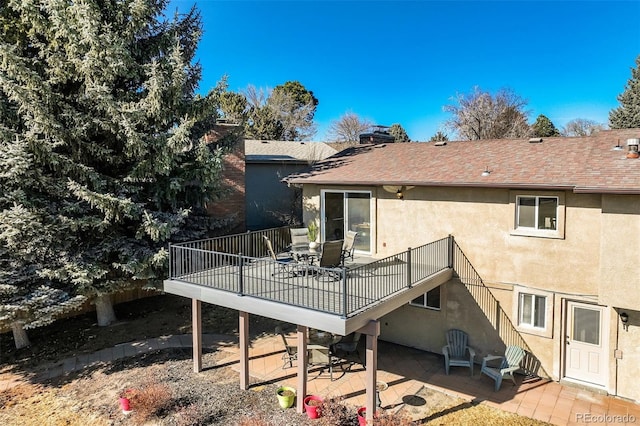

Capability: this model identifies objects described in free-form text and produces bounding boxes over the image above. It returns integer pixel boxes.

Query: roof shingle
[285,129,640,194]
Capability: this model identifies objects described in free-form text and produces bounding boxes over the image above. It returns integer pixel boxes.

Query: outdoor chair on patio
[315,240,344,281]
[480,345,525,391]
[275,325,298,369]
[289,227,309,253]
[442,328,476,376]
[331,332,363,370]
[341,231,358,264]
[263,236,298,277]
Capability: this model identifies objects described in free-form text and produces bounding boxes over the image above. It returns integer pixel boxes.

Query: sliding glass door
[321,190,372,253]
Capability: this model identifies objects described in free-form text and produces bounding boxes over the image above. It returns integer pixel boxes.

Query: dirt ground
[0,294,277,373]
[0,294,551,425]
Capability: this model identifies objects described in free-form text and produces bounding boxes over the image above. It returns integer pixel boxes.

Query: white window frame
[510,191,565,239]
[519,293,547,329]
[512,286,553,338]
[410,286,441,311]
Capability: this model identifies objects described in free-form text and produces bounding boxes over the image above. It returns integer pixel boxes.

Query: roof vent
[435,141,447,146]
[529,138,543,143]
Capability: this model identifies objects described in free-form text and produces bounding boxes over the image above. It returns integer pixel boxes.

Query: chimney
[626,138,639,159]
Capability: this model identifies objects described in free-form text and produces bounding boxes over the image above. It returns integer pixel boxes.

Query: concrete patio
[222,333,640,425]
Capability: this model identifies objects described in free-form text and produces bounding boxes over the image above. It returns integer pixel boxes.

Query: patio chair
[289,227,309,252]
[442,328,476,376]
[331,332,363,369]
[275,326,297,369]
[263,236,298,277]
[308,344,334,380]
[480,345,525,391]
[341,231,358,264]
[315,240,344,281]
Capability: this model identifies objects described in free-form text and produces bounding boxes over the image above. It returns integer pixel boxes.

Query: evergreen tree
[610,55,640,128]
[531,115,560,137]
[0,0,230,342]
[429,131,449,142]
[389,123,410,142]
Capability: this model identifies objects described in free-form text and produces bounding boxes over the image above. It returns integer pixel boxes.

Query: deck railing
[168,233,451,318]
[169,226,291,277]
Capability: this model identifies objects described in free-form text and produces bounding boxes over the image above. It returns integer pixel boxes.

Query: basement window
[410,286,441,310]
[519,293,546,329]
[512,286,553,338]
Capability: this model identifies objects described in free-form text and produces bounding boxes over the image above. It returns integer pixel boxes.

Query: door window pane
[322,191,371,253]
[346,193,370,252]
[573,307,600,345]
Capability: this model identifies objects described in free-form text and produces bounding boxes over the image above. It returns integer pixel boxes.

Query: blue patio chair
[263,236,298,277]
[480,345,525,391]
[442,328,476,376]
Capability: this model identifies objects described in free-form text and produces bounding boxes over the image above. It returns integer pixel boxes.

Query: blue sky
[167,0,640,141]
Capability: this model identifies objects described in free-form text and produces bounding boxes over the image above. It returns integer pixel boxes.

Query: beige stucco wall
[301,184,640,401]
[598,194,640,310]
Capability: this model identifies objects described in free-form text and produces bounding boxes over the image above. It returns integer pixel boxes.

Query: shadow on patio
[218,334,640,425]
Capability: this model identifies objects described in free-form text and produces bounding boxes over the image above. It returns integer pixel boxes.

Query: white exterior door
[564,301,608,387]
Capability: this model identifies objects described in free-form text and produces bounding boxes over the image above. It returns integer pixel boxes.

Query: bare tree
[326,111,373,142]
[242,83,317,140]
[268,87,317,140]
[444,86,530,140]
[561,119,606,137]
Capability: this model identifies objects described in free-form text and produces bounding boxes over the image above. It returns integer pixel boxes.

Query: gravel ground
[0,347,367,426]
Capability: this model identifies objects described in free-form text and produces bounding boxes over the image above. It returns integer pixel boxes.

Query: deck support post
[362,320,380,421]
[239,311,250,390]
[296,325,308,414]
[192,298,202,373]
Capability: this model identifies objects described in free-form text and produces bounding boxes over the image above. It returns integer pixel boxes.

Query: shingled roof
[285,129,640,194]
[245,140,337,163]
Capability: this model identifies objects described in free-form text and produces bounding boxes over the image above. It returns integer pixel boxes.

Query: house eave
[284,180,579,192]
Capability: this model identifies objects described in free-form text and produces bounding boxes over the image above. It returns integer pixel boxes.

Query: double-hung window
[410,286,441,310]
[519,293,546,329]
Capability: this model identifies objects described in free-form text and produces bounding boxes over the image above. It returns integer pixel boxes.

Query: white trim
[512,285,554,338]
[563,300,610,391]
[320,189,374,255]
[509,190,565,239]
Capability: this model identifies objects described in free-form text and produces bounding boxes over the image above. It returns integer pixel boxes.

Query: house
[244,140,336,230]
[283,128,640,402]
[163,128,640,416]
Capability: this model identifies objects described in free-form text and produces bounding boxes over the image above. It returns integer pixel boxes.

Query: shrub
[128,380,173,425]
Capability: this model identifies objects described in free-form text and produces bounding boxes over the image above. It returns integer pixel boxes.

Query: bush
[128,380,173,425]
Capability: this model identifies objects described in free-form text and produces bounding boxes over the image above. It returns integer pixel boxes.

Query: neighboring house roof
[245,140,337,163]
[285,129,640,194]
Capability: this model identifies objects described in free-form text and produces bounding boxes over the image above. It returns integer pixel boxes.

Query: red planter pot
[357,406,367,426]
[119,397,131,413]
[303,395,323,419]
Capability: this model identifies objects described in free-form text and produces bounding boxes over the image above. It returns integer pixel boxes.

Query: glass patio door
[321,191,371,253]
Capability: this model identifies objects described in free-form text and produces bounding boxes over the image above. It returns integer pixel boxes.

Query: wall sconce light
[396,189,404,200]
[481,166,491,177]
[620,312,629,331]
